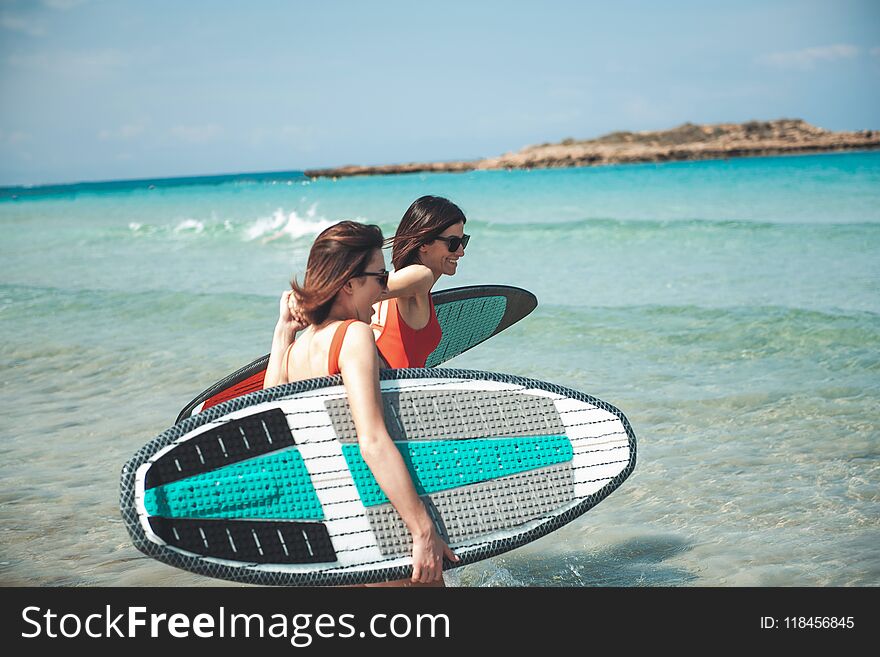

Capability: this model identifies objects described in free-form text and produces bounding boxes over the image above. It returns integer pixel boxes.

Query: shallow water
[1,152,878,586]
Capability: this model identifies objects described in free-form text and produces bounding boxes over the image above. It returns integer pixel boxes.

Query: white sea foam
[173,218,205,233]
[246,206,333,242]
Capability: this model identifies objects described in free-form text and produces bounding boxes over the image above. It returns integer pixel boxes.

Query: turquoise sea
[1,151,878,586]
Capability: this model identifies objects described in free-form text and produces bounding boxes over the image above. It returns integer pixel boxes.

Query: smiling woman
[372,196,470,369]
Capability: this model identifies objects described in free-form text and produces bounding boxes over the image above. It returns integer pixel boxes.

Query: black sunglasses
[433,233,470,252]
[356,269,389,286]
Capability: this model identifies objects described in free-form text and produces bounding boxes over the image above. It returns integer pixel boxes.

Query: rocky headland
[303,119,879,178]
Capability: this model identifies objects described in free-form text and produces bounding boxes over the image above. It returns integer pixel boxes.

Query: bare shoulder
[344,320,374,342]
[339,321,377,361]
[336,322,379,383]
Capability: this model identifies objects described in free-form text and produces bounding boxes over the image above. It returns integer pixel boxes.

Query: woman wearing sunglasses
[372,195,469,368]
[263,220,458,586]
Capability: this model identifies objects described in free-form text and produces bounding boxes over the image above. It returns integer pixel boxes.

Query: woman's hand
[264,290,307,389]
[411,524,459,584]
[278,290,307,334]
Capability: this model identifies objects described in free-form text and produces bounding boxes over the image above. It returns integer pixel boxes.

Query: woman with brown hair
[372,195,469,368]
[263,220,458,586]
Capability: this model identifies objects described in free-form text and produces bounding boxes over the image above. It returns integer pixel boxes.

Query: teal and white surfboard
[121,369,637,586]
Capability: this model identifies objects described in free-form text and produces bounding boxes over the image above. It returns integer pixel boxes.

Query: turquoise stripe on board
[143,448,324,521]
[341,435,573,507]
[426,295,507,367]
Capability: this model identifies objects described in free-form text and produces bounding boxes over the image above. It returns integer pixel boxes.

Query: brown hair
[292,221,384,325]
[391,196,467,270]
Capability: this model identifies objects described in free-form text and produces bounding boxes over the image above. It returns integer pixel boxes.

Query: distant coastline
[304,119,880,179]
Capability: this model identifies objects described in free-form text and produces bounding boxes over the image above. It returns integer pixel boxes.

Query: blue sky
[1,0,878,185]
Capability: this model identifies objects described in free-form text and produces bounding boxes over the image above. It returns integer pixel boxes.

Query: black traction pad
[147,517,336,564]
[145,409,293,489]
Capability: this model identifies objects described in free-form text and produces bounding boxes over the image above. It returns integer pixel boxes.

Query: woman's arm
[378,264,434,301]
[264,291,307,389]
[339,322,459,583]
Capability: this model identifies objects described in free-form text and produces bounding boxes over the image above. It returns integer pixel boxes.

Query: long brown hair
[391,196,467,270]
[292,221,384,325]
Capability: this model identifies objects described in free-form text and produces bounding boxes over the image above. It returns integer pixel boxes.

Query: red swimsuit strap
[327,319,358,375]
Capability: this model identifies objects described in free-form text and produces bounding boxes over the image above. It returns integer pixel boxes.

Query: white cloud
[98,123,147,141]
[1,13,46,36]
[759,44,859,70]
[170,124,223,143]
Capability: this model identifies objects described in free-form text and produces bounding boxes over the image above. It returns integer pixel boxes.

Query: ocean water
[1,152,878,586]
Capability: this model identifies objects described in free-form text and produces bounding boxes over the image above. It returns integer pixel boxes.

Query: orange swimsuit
[373,297,442,369]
